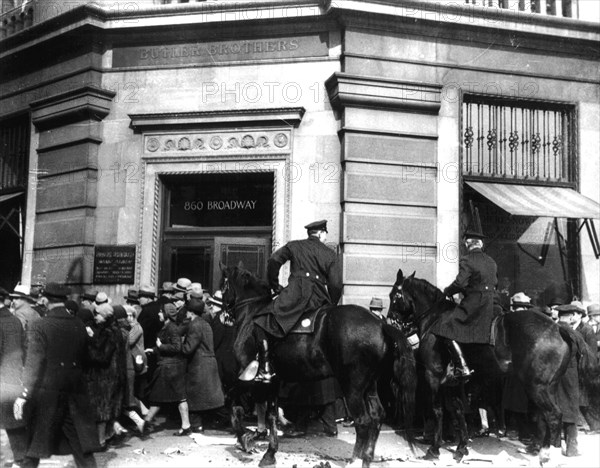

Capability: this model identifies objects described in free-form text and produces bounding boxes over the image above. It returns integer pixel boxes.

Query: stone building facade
[1,0,598,307]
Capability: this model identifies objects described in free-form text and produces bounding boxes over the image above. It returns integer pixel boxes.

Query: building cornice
[30,85,116,131]
[129,108,306,132]
[326,73,442,113]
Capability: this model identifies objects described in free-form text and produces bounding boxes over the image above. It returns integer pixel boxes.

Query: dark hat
[187,297,205,315]
[548,297,566,307]
[369,297,384,310]
[82,290,98,302]
[138,286,156,299]
[304,219,328,233]
[113,305,127,320]
[64,299,79,315]
[124,288,139,303]
[0,287,9,298]
[463,229,486,239]
[43,282,70,300]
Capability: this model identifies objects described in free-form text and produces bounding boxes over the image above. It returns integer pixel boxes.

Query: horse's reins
[393,285,446,337]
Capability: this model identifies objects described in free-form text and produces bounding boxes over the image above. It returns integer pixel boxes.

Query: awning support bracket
[581,219,600,260]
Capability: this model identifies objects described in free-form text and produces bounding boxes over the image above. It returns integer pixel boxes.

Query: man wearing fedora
[369,297,385,320]
[13,282,100,468]
[9,285,40,332]
[429,228,498,382]
[239,220,342,382]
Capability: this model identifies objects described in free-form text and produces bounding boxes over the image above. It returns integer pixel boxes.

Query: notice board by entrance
[93,245,136,284]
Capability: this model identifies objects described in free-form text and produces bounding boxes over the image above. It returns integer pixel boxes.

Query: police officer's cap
[304,219,328,233]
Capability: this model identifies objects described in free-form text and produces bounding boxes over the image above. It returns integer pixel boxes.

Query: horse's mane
[405,276,454,314]
[229,266,272,304]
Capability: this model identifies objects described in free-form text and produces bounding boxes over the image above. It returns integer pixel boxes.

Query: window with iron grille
[462,95,576,185]
[1,114,29,194]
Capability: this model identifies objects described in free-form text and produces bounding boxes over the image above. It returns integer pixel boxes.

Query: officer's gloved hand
[271,284,283,297]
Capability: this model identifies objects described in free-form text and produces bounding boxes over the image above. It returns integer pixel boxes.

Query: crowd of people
[2,218,599,467]
[0,279,236,467]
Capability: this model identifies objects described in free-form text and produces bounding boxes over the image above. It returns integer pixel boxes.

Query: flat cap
[555,304,582,315]
[304,219,328,232]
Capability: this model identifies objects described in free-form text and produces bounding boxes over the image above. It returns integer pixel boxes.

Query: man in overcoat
[13,283,100,468]
[239,219,342,382]
[571,302,600,433]
[0,287,28,465]
[555,305,583,456]
[429,229,498,380]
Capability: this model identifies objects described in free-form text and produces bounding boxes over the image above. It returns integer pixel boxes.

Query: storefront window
[463,185,579,308]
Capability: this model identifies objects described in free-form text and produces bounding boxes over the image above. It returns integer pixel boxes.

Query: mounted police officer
[239,219,342,382]
[429,228,498,382]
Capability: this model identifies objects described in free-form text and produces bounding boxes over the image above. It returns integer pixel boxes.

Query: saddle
[288,305,331,334]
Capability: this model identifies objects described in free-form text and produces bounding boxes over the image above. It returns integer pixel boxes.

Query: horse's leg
[422,371,443,460]
[342,385,370,467]
[445,385,470,462]
[259,384,279,468]
[528,385,562,465]
[361,384,385,468]
[230,384,256,453]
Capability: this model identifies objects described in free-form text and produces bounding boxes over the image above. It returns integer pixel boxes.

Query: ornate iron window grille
[462,95,575,185]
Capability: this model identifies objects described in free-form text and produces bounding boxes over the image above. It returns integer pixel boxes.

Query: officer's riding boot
[445,340,473,383]
[255,339,276,383]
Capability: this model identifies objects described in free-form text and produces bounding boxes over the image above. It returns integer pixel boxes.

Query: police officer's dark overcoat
[266,236,342,335]
[430,247,498,344]
[21,306,100,458]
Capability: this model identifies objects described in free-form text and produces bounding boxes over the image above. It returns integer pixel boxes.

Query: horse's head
[219,261,271,322]
[388,269,417,325]
[388,268,449,328]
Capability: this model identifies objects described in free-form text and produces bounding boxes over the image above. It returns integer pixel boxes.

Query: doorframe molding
[138,154,291,288]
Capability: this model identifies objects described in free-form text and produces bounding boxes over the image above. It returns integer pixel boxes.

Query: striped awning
[466,182,600,220]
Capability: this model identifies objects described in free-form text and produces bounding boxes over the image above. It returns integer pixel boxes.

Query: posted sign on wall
[93,245,136,284]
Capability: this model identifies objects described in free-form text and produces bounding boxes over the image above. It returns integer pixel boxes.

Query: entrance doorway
[160,172,274,292]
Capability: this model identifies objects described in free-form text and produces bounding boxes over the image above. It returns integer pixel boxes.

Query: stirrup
[239,360,259,381]
[255,369,276,383]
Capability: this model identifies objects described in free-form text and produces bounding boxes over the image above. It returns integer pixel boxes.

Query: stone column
[325,73,442,304]
[30,86,115,287]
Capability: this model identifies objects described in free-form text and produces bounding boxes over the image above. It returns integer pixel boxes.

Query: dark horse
[220,264,416,468]
[388,269,600,465]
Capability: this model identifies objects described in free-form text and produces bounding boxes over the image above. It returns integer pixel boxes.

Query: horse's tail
[384,323,417,449]
[558,324,600,412]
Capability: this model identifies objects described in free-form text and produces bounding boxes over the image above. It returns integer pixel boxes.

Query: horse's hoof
[453,449,468,462]
[422,449,439,460]
[258,455,276,468]
[239,432,256,453]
